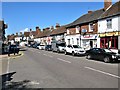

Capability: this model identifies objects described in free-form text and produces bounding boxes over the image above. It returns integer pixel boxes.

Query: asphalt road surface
[6,47,120,88]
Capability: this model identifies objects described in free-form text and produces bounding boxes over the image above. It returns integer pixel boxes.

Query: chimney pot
[88,11,93,14]
[104,0,112,11]
[51,26,54,30]
[55,23,60,29]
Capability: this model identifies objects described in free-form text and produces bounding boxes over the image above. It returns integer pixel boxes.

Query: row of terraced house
[7,0,120,53]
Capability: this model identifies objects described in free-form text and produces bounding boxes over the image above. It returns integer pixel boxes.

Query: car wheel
[57,49,60,53]
[65,51,67,55]
[104,57,110,63]
[72,52,75,56]
[86,54,91,59]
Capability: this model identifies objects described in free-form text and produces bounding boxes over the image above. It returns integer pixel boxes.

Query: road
[6,47,120,88]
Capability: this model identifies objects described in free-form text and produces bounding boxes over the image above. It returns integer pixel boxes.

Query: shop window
[100,37,118,49]
[107,19,112,29]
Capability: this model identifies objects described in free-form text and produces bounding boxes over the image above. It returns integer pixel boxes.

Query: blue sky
[2,2,105,35]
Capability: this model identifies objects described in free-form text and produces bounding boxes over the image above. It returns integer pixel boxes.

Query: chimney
[51,26,54,30]
[43,28,45,32]
[36,26,41,34]
[88,11,93,14]
[45,27,50,31]
[20,32,22,36]
[30,28,32,32]
[55,23,60,29]
[16,33,18,36]
[104,0,112,11]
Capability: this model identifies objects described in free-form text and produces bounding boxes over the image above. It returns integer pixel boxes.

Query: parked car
[37,45,45,50]
[85,48,120,63]
[32,43,40,49]
[9,45,20,54]
[51,41,66,53]
[45,45,52,51]
[64,45,86,56]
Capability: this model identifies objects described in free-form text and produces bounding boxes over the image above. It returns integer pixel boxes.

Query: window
[72,38,74,44]
[107,19,112,29]
[76,26,80,33]
[68,39,70,45]
[100,37,118,49]
[67,29,70,34]
[89,23,94,32]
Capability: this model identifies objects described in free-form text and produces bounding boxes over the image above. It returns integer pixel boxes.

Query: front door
[90,41,93,48]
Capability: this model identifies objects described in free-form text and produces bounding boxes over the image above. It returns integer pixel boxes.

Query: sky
[1,2,112,36]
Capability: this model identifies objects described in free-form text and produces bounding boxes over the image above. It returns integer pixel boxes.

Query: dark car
[85,48,120,63]
[45,45,52,51]
[9,45,20,54]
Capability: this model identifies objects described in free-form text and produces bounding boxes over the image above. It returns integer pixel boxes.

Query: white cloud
[20,28,29,33]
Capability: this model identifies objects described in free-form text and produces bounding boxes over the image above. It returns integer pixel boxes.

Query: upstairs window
[67,29,70,34]
[76,26,80,33]
[107,19,112,29]
[89,23,94,32]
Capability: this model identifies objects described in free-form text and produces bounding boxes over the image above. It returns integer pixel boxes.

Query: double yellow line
[8,51,24,59]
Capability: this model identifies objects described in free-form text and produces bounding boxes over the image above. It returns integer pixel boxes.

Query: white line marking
[43,54,53,58]
[48,55,53,58]
[38,52,41,53]
[43,54,47,56]
[47,52,52,53]
[57,58,71,63]
[85,66,120,79]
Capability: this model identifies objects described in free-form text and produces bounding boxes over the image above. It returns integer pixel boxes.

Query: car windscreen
[103,49,112,53]
[47,45,51,47]
[57,43,65,47]
[40,45,45,46]
[73,45,81,48]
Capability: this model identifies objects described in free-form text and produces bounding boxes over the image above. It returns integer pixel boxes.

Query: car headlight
[112,55,116,58]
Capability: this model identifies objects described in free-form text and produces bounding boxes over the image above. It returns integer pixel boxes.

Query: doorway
[90,41,93,48]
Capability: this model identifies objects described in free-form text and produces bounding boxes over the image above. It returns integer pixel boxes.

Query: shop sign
[106,32,118,36]
[99,31,120,37]
[119,32,120,35]
[82,34,97,39]
[99,33,106,37]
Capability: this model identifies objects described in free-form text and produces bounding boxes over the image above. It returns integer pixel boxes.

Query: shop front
[99,31,120,53]
[81,34,98,50]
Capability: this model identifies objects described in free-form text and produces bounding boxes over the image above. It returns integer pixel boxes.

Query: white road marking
[86,59,118,66]
[47,52,52,53]
[57,58,71,63]
[38,52,41,53]
[43,54,53,58]
[48,55,53,58]
[85,66,120,79]
[43,54,47,56]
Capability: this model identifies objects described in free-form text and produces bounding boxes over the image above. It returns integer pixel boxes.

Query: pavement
[0,51,23,75]
[4,47,120,89]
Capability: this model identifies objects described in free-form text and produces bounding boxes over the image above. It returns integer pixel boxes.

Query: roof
[35,30,51,38]
[50,26,66,36]
[24,32,30,37]
[30,31,37,36]
[99,1,120,19]
[67,9,105,28]
[7,35,15,40]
